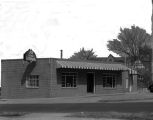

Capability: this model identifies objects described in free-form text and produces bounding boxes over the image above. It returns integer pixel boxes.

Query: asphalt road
[0,102,153,113]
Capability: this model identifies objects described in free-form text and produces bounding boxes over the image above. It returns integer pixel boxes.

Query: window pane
[61,73,77,88]
[102,73,116,88]
[62,76,65,87]
[26,75,39,88]
[66,76,73,87]
[36,80,39,86]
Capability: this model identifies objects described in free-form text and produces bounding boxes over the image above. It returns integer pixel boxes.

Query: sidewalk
[0,92,153,104]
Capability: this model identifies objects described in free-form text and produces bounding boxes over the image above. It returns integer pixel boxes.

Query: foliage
[137,68,151,88]
[69,47,97,60]
[107,25,151,64]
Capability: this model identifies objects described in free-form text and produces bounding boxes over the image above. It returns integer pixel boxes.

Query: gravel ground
[0,113,122,120]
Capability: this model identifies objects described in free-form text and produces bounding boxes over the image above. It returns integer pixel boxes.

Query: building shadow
[21,62,36,85]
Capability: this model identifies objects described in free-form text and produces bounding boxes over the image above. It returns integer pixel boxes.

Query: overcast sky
[0,0,152,85]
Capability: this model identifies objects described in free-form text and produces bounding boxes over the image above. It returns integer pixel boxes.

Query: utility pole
[151,0,153,81]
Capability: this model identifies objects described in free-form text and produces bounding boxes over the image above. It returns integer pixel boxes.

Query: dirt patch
[0,112,27,117]
[66,112,153,120]
[0,113,120,120]
[98,98,153,103]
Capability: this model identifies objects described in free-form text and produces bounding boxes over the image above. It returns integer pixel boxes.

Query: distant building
[91,54,125,63]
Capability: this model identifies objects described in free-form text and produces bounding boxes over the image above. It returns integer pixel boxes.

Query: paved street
[0,102,153,120]
[0,102,153,113]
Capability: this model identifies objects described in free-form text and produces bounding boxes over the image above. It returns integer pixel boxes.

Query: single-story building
[1,50,137,99]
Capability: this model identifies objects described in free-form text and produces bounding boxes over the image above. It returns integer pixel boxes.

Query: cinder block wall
[122,70,129,92]
[1,58,51,99]
[132,74,137,92]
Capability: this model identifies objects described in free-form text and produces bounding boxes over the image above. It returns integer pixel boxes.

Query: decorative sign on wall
[23,49,37,62]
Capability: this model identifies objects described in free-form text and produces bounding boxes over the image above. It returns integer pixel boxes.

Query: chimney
[60,50,63,59]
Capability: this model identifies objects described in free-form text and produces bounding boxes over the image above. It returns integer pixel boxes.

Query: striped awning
[56,60,129,71]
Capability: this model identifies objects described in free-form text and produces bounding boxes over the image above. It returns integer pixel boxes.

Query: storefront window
[102,73,117,88]
[61,72,77,88]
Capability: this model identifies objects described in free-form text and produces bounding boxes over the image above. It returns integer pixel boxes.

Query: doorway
[87,73,94,93]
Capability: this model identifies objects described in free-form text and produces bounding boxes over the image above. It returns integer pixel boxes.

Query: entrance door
[87,73,94,93]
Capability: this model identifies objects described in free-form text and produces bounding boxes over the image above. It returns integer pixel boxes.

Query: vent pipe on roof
[60,50,63,59]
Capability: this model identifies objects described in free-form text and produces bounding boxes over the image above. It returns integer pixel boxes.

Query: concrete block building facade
[1,57,137,99]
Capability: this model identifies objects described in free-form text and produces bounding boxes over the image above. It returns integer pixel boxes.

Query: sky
[0,0,152,85]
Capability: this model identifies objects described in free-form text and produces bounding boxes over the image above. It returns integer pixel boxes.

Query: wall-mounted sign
[23,49,37,62]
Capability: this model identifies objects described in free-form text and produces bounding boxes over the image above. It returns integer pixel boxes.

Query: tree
[69,47,97,60]
[107,25,151,64]
[107,25,152,89]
